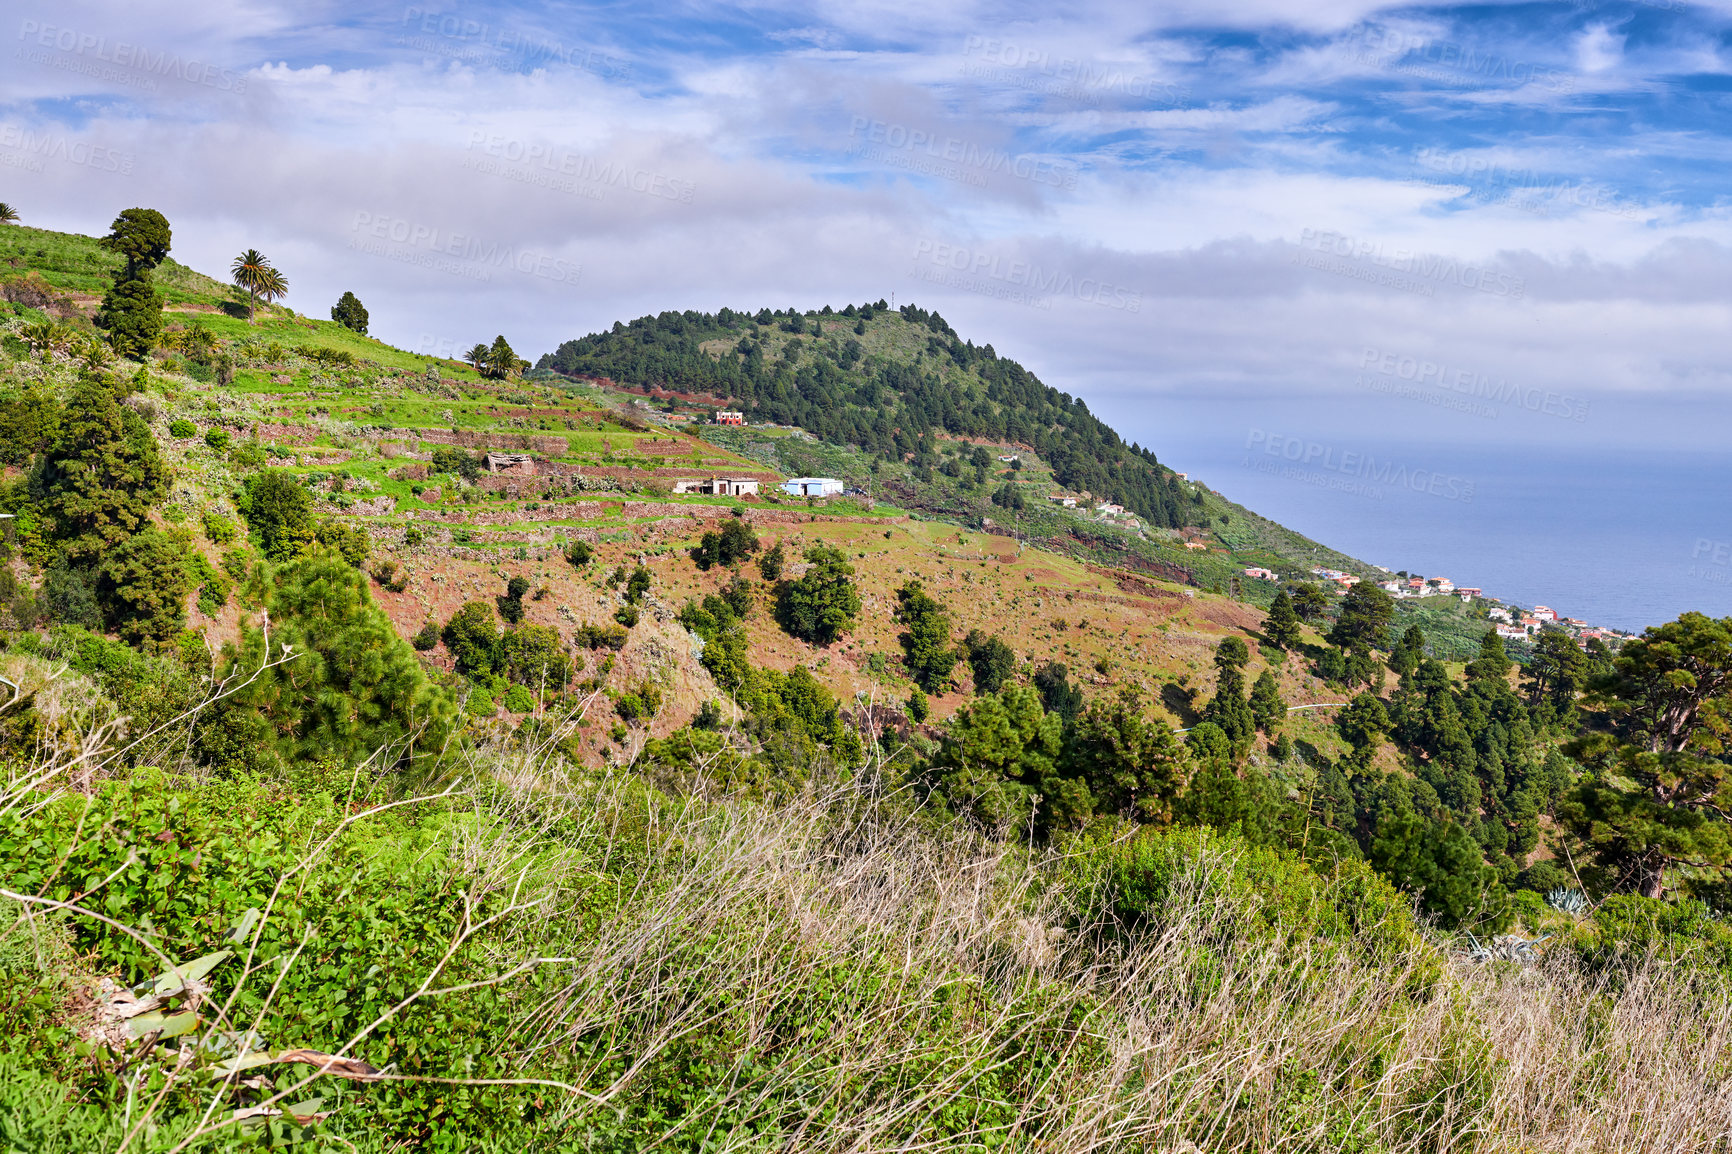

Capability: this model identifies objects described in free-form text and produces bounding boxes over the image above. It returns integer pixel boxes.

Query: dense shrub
[235,469,313,560]
[774,544,859,645]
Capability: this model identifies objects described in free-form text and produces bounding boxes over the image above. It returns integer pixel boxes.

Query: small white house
[780,477,844,497]
[674,477,761,496]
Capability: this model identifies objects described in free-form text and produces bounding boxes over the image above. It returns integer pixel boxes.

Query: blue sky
[4,1,1732,620]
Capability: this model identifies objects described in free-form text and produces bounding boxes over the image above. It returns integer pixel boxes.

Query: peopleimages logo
[1244,429,1475,503]
[462,132,694,204]
[348,211,581,288]
[1690,539,1732,587]
[1409,148,1640,221]
[910,239,1139,312]
[0,123,132,175]
[1295,229,1526,300]
[1344,27,1575,94]
[398,8,630,79]
[959,36,1190,107]
[1359,347,1589,422]
[847,117,1078,190]
[16,19,249,94]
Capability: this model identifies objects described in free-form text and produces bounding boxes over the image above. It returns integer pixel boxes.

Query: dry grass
[436,754,1732,1153]
[8,708,1730,1150]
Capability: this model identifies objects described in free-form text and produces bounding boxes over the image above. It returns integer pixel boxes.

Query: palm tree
[255,265,289,314]
[0,203,18,225]
[231,249,288,321]
[464,343,490,374]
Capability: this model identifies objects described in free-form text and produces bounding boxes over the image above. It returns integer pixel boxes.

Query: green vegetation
[539,304,1204,528]
[94,208,172,357]
[0,215,1729,1149]
[331,290,369,334]
[773,544,860,645]
[230,248,288,322]
[896,580,958,692]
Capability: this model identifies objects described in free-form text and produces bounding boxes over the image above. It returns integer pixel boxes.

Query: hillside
[3,214,1732,1150]
[539,304,1205,529]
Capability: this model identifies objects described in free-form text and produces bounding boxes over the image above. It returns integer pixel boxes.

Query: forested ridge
[538,302,1204,529]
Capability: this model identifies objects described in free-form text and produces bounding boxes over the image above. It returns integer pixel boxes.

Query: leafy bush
[497,624,572,690]
[964,629,1015,695]
[774,544,859,645]
[1098,824,1431,971]
[906,686,929,723]
[167,418,196,438]
[235,469,312,560]
[502,683,537,713]
[204,427,230,450]
[575,622,629,651]
[430,446,482,482]
[564,539,593,567]
[758,540,785,581]
[200,510,235,543]
[442,601,499,675]
[691,517,759,570]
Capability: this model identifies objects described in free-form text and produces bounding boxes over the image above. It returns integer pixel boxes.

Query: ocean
[1111,399,1732,635]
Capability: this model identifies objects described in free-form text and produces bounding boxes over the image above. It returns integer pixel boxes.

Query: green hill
[539,303,1205,530]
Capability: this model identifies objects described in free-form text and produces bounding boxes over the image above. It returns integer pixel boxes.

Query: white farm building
[780,477,844,497]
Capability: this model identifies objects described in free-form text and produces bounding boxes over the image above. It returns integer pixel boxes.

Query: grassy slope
[0,222,1388,765]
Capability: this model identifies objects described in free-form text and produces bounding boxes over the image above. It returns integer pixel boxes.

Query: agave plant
[1462,933,1550,966]
[18,319,75,357]
[1546,887,1587,915]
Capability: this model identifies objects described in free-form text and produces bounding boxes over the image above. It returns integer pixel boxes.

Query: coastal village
[1242,564,1639,648]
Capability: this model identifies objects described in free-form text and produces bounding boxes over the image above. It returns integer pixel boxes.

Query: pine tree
[896,580,957,693]
[928,685,1063,831]
[207,553,456,777]
[29,379,169,562]
[96,527,193,645]
[1263,589,1302,650]
[1249,670,1286,733]
[1063,691,1184,825]
[1336,691,1391,768]
[1201,636,1256,747]
[1389,624,1427,676]
[1560,612,1732,898]
[1328,582,1394,652]
[1466,629,1512,684]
